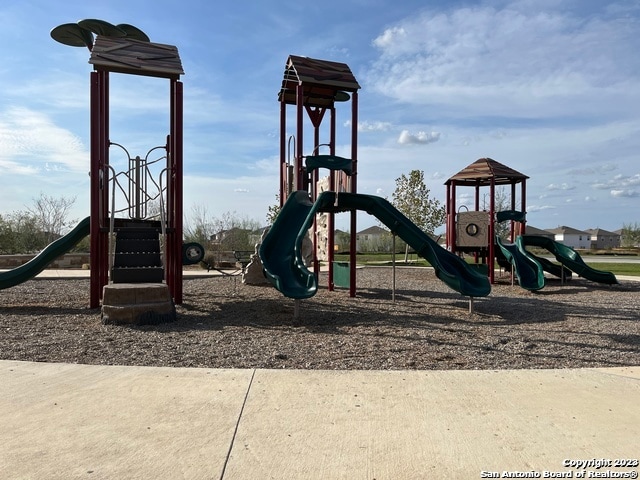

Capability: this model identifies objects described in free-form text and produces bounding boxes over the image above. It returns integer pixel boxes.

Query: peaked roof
[278,55,360,108]
[585,228,620,236]
[547,225,590,235]
[445,158,529,186]
[357,225,389,235]
[523,225,554,237]
[89,36,183,79]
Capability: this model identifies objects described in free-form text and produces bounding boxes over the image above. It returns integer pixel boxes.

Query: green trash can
[468,263,489,275]
[333,262,350,288]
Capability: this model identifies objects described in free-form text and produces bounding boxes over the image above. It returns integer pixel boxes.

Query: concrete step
[101,283,175,325]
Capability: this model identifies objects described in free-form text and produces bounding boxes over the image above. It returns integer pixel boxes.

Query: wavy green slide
[260,191,491,299]
[495,236,545,291]
[518,235,617,285]
[0,216,90,290]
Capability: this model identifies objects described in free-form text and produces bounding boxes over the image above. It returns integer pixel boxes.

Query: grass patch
[333,253,640,276]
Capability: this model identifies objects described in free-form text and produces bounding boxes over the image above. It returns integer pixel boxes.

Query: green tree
[390,169,446,260]
[482,187,512,241]
[391,169,445,233]
[266,193,281,225]
[621,222,640,248]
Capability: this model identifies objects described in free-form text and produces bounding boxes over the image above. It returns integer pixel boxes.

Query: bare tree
[27,193,77,244]
[183,203,216,245]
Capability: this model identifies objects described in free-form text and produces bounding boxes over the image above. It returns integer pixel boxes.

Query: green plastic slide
[495,236,545,291]
[259,191,491,299]
[259,191,333,299]
[518,235,617,285]
[0,217,90,290]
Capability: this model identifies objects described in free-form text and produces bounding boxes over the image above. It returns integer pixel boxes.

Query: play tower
[445,158,529,283]
[52,20,187,309]
[277,55,361,295]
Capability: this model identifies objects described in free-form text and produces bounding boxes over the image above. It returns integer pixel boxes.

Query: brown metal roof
[278,55,360,107]
[89,36,183,79]
[445,158,529,186]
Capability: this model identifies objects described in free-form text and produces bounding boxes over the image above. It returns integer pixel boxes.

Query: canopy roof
[278,55,360,108]
[89,36,183,79]
[445,158,529,186]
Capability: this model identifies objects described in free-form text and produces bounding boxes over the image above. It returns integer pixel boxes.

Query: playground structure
[0,26,617,312]
[0,20,203,315]
[444,158,617,290]
[259,56,491,303]
[276,55,361,296]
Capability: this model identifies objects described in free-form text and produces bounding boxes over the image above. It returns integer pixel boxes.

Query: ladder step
[114,252,162,268]
[111,266,164,284]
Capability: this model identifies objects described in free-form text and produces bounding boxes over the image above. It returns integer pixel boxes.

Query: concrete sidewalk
[1,361,638,479]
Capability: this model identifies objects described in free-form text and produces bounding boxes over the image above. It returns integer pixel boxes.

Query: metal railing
[105,142,169,273]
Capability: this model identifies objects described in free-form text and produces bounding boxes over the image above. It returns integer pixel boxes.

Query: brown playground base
[1,267,638,371]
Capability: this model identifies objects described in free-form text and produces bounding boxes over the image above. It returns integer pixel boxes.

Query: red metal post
[89,71,101,308]
[327,107,336,291]
[489,178,496,284]
[450,182,457,253]
[349,91,358,297]
[521,180,527,235]
[279,98,287,206]
[295,84,304,191]
[168,79,184,304]
[89,70,110,308]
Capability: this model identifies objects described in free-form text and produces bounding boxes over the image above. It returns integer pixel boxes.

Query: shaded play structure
[0,20,202,320]
[445,158,616,290]
[54,19,203,314]
[259,56,491,303]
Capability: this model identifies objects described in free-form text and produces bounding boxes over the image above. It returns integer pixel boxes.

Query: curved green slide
[0,216,90,290]
[518,235,617,285]
[259,191,335,299]
[260,191,491,299]
[495,236,545,291]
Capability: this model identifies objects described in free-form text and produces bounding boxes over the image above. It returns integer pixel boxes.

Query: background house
[522,225,554,239]
[545,226,591,249]
[586,228,621,249]
[356,226,393,252]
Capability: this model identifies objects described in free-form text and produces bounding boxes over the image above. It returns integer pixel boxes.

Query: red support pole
[450,182,457,253]
[489,179,496,284]
[279,98,287,206]
[521,180,527,235]
[89,70,110,309]
[327,107,336,291]
[295,84,304,191]
[349,91,358,297]
[168,79,184,304]
[89,71,101,309]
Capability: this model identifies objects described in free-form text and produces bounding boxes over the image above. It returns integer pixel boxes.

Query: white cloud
[0,106,87,174]
[528,204,556,212]
[352,120,393,132]
[397,130,440,145]
[546,183,574,191]
[611,189,638,198]
[366,4,640,119]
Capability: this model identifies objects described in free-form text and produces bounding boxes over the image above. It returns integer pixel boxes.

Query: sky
[1,0,639,235]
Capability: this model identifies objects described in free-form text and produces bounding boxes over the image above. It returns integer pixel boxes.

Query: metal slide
[518,235,617,285]
[0,217,90,290]
[260,191,491,299]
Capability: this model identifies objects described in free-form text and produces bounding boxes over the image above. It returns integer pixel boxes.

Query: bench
[233,250,254,273]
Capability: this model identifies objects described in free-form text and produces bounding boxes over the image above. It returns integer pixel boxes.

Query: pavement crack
[219,368,256,480]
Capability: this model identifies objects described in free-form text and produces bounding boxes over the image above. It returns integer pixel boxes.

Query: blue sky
[1,0,639,234]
